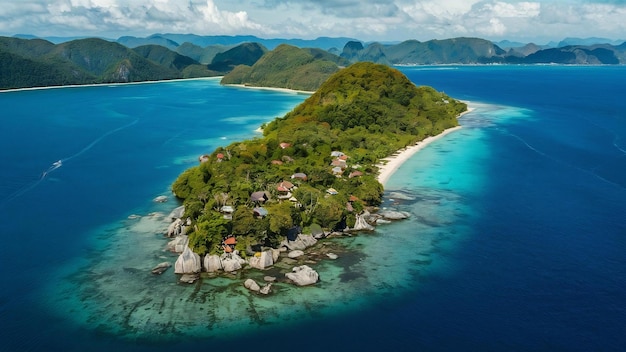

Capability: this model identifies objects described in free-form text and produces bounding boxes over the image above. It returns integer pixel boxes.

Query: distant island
[2,34,625,91]
[165,62,467,287]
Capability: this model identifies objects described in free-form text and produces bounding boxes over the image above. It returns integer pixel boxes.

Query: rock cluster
[243,279,273,295]
[286,265,319,286]
[280,234,317,251]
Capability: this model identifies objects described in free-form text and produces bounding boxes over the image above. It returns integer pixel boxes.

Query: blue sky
[0,0,624,44]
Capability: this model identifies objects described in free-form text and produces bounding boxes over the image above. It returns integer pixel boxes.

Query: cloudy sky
[0,0,624,44]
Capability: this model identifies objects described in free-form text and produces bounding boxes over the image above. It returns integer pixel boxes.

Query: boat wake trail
[505,130,625,191]
[0,119,139,206]
[62,119,139,163]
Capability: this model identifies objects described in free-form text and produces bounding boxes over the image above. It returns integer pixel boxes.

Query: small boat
[52,160,62,167]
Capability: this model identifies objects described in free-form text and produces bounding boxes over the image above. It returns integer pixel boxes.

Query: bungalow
[222,236,237,253]
[280,142,291,149]
[253,207,269,218]
[250,191,269,203]
[331,159,347,169]
[199,154,210,163]
[216,153,225,162]
[349,170,363,178]
[326,188,339,195]
[220,205,235,220]
[291,172,307,181]
[277,180,295,200]
[271,160,284,165]
[332,166,343,175]
[330,151,345,157]
[277,180,295,192]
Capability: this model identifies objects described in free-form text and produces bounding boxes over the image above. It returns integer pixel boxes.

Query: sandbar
[377,106,474,186]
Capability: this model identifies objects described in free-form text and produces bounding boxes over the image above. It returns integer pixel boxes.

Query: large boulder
[281,234,317,250]
[244,279,261,292]
[167,205,185,221]
[174,246,202,274]
[352,213,375,231]
[221,252,246,272]
[167,235,189,253]
[288,250,304,259]
[286,265,319,286]
[204,254,223,272]
[259,283,273,295]
[167,218,189,237]
[248,250,274,270]
[151,262,171,275]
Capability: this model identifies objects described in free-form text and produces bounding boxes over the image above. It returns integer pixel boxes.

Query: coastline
[0,76,223,94]
[224,83,315,95]
[377,105,474,186]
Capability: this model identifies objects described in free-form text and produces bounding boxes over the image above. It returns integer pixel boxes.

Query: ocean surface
[0,67,624,351]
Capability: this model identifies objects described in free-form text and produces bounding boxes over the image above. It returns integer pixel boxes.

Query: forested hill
[220,44,350,92]
[172,62,467,255]
[0,37,212,90]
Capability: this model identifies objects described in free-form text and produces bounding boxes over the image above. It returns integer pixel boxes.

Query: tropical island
[165,62,467,287]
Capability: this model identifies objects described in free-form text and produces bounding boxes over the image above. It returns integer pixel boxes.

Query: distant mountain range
[341,37,626,65]
[2,34,625,90]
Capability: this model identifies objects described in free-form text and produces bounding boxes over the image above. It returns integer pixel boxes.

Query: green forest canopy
[172,62,467,256]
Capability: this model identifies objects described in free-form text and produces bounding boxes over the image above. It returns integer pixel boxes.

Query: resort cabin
[280,142,291,149]
[330,151,345,157]
[326,188,339,195]
[331,159,347,169]
[291,172,307,181]
[250,191,269,203]
[199,154,210,163]
[220,205,234,220]
[222,236,237,253]
[277,180,295,200]
[332,166,343,176]
[216,153,225,162]
[349,170,363,178]
[253,207,269,218]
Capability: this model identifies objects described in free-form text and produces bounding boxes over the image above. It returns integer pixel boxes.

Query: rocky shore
[155,204,410,294]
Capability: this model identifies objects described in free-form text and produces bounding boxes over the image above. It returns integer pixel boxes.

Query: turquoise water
[1,67,625,351]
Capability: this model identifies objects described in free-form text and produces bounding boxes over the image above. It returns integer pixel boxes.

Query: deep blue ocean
[0,67,625,351]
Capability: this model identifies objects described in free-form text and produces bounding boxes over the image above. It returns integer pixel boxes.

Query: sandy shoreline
[0,76,222,94]
[224,83,315,95]
[377,105,474,186]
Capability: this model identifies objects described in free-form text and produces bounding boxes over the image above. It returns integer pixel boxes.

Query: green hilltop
[172,62,467,255]
[221,44,349,91]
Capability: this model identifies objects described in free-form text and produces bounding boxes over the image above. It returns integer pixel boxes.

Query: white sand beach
[224,83,314,95]
[0,77,222,94]
[377,106,474,186]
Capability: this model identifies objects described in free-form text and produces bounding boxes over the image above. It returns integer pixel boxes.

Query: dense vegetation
[0,36,214,89]
[221,44,344,91]
[172,62,467,256]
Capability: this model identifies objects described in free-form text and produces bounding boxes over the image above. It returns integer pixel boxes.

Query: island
[166,62,467,288]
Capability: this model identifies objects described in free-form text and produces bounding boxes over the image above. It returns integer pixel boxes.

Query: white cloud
[0,0,624,42]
